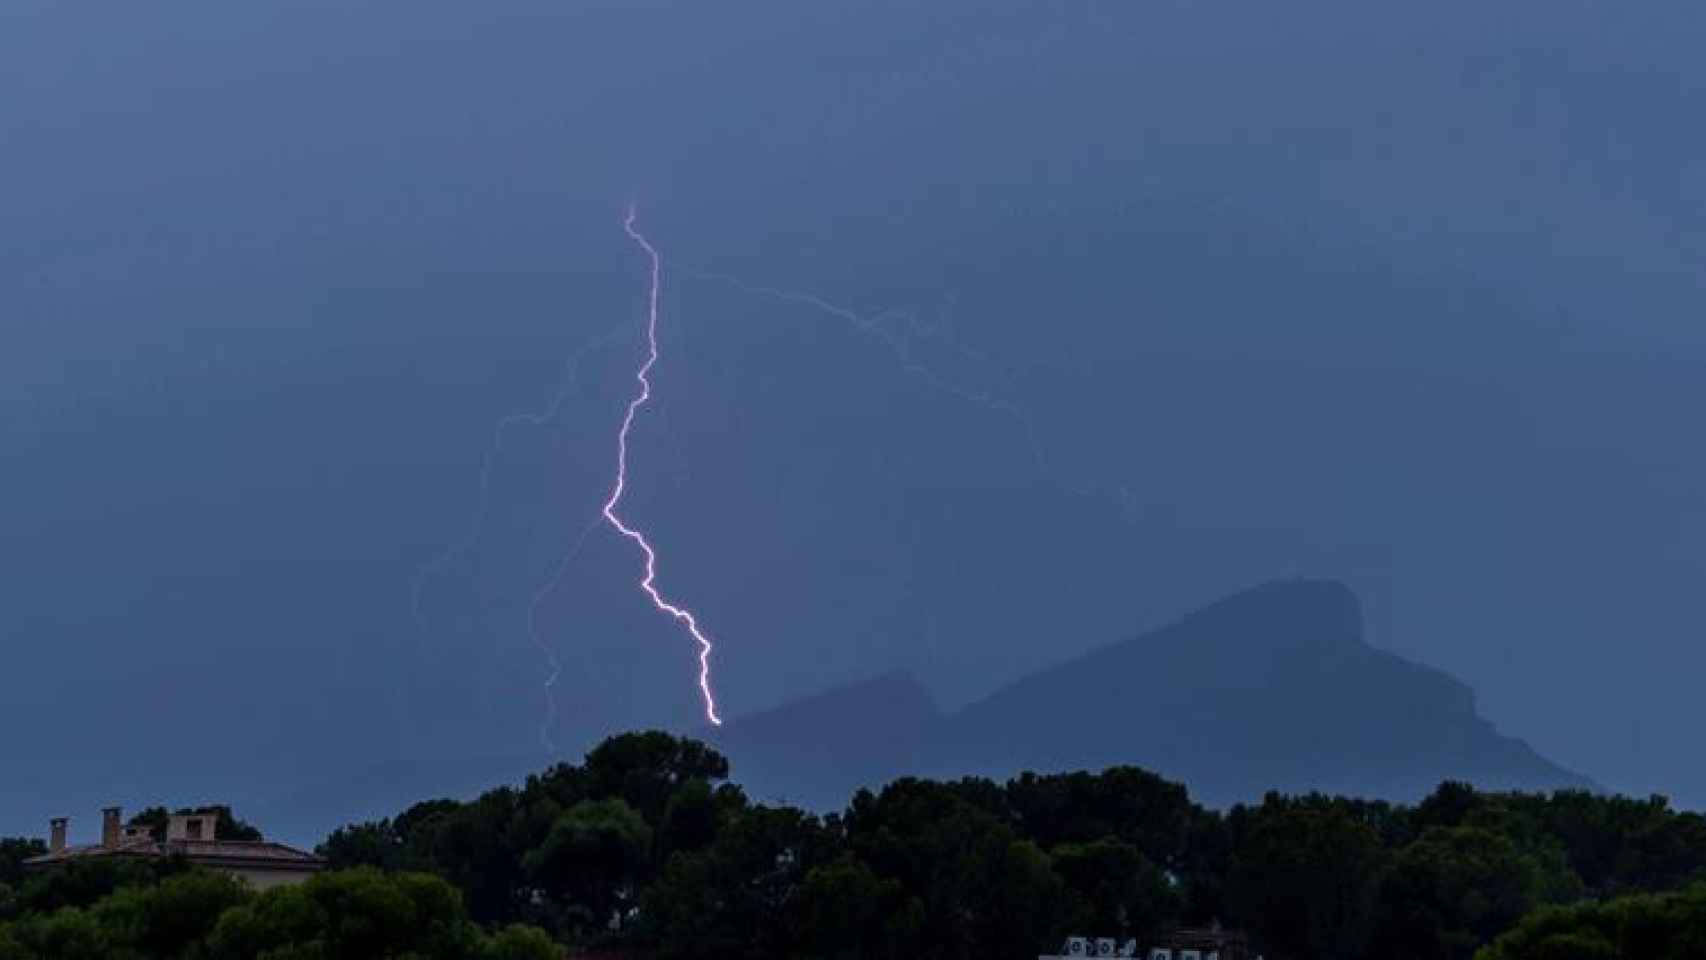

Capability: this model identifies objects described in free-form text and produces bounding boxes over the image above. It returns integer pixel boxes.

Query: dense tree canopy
[1478,882,1706,960]
[6,738,1706,959]
[1225,796,1388,960]
[0,867,555,960]
[1372,825,1580,960]
[0,841,45,890]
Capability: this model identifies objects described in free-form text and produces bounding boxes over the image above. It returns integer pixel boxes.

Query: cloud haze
[4,0,1703,840]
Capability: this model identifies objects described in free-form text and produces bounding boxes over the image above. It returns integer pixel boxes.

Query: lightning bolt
[420,210,1135,749]
[604,207,722,726]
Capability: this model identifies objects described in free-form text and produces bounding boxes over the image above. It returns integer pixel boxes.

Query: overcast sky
[4,0,1704,840]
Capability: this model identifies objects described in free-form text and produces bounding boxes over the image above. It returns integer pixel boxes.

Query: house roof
[24,838,326,871]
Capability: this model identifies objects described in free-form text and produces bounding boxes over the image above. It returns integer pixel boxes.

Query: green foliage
[315,821,405,874]
[1373,826,1581,960]
[1415,781,1483,832]
[4,906,111,960]
[1052,838,1181,941]
[1414,784,1706,900]
[315,799,470,878]
[1225,795,1389,960]
[0,842,46,890]
[843,778,1074,958]
[0,925,26,960]
[6,858,186,921]
[525,797,652,934]
[479,923,559,960]
[1478,882,1706,960]
[793,854,919,960]
[405,789,528,928]
[640,803,830,959]
[203,868,480,960]
[581,731,730,826]
[0,856,555,960]
[657,777,720,863]
[1010,768,1196,867]
[90,869,251,958]
[9,730,1706,960]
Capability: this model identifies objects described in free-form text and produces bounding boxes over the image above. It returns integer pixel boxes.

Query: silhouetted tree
[89,869,252,958]
[12,732,1706,960]
[639,803,830,960]
[1479,882,1706,960]
[1225,795,1387,960]
[0,841,44,890]
[525,798,651,935]
[1052,838,1181,942]
[1372,826,1580,960]
[203,868,483,960]
[793,853,921,960]
[583,731,730,827]
[482,923,561,960]
[844,779,1073,958]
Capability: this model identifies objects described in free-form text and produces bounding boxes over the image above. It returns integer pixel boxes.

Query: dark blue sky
[4,0,1704,840]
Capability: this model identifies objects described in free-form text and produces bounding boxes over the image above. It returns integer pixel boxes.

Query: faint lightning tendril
[673,265,1055,483]
[524,512,605,754]
[411,315,626,756]
[604,207,723,726]
[410,323,627,625]
[674,265,1145,513]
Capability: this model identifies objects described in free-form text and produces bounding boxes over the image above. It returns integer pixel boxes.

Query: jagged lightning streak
[604,207,722,726]
[421,213,1129,749]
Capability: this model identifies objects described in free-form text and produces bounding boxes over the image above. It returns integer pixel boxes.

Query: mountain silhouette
[709,579,1592,808]
[706,670,945,809]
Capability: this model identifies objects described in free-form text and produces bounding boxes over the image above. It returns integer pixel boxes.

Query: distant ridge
[706,670,944,809]
[708,579,1593,809]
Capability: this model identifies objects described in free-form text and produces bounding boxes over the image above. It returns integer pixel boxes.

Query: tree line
[4,730,1704,958]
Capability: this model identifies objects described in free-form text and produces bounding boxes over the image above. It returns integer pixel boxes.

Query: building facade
[1042,925,1255,960]
[23,807,325,891]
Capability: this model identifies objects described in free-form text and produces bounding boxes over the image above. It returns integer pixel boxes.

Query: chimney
[101,806,122,849]
[49,817,68,854]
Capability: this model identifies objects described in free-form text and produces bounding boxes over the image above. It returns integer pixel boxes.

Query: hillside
[710,580,1592,808]
[705,670,945,810]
